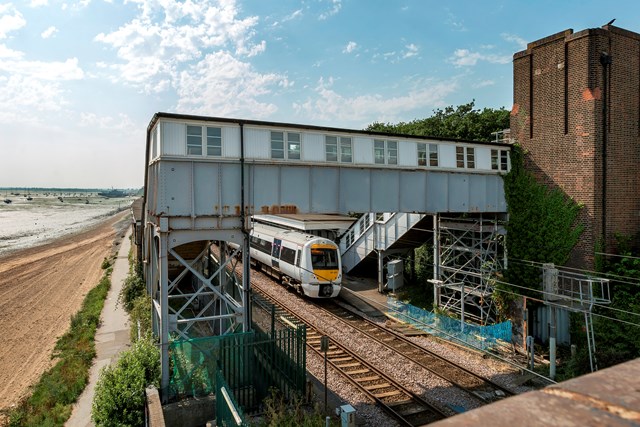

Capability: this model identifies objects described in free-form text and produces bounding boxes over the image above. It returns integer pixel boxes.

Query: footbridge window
[374,139,398,165]
[325,136,352,163]
[456,146,475,169]
[187,125,223,156]
[491,149,509,171]
[418,143,438,167]
[271,131,301,160]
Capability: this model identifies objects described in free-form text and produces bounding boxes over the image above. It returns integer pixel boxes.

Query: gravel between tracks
[248,266,536,426]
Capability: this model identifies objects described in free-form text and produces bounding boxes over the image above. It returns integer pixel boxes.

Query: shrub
[92,337,160,426]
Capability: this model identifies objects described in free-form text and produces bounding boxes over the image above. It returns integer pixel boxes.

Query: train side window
[281,247,296,264]
[296,249,301,267]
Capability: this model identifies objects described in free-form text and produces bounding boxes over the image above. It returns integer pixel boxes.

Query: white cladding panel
[439,144,457,168]
[243,127,270,159]
[223,126,241,158]
[476,147,492,170]
[354,137,373,164]
[398,140,416,166]
[302,132,324,162]
[150,125,159,160]
[162,122,186,156]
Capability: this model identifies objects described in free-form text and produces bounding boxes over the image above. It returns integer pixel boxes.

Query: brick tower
[511,24,640,268]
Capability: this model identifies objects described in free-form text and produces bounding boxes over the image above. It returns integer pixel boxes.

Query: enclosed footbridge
[142,112,511,395]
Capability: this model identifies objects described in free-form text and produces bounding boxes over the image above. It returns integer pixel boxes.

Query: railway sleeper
[374,390,403,398]
[332,356,353,363]
[335,362,361,368]
[354,375,380,382]
[346,369,370,375]
[364,383,393,391]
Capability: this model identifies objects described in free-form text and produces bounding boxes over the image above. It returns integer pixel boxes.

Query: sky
[1,1,639,188]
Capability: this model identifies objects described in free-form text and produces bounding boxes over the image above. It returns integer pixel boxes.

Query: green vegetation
[559,235,640,379]
[89,246,156,426]
[118,251,151,342]
[255,391,337,427]
[91,337,160,426]
[366,100,510,142]
[7,259,113,427]
[496,145,583,313]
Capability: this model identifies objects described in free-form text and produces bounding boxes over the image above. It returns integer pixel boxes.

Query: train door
[271,239,282,269]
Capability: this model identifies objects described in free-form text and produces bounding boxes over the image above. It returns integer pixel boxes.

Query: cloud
[293,76,458,124]
[175,50,288,118]
[403,43,418,58]
[0,75,67,116]
[0,44,23,59]
[0,57,83,80]
[450,49,511,67]
[319,0,342,20]
[282,9,303,22]
[0,4,26,39]
[41,26,58,39]
[501,33,527,50]
[343,41,357,54]
[473,79,495,88]
[29,0,49,6]
[95,0,266,92]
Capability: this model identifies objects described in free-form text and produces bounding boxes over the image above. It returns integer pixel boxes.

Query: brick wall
[511,25,640,269]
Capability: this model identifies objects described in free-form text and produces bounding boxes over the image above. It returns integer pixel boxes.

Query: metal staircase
[339,213,430,274]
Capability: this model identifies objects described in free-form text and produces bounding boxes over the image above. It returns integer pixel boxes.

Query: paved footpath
[66,228,133,427]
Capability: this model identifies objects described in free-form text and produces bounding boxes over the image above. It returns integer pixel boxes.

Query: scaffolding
[432,213,506,326]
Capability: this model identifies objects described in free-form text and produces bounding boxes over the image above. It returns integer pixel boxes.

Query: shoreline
[0,210,131,415]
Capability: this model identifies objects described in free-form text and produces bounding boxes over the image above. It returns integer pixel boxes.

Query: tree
[366,100,509,141]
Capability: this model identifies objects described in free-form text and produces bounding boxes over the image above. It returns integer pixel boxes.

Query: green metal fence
[216,369,248,426]
[167,323,306,414]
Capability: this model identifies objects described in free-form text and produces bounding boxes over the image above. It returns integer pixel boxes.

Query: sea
[0,189,133,257]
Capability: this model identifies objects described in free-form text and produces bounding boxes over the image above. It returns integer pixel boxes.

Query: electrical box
[386,259,404,291]
[339,404,356,427]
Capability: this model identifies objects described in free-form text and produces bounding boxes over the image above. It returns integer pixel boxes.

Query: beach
[0,194,133,417]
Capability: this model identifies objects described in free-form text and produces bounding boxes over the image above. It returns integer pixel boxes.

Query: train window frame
[491,149,510,171]
[296,249,301,267]
[429,143,438,166]
[340,137,352,163]
[325,136,338,162]
[270,131,285,159]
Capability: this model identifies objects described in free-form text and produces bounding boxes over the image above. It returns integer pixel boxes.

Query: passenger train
[247,223,342,298]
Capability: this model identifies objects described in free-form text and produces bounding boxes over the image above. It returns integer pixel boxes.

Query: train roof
[252,222,336,246]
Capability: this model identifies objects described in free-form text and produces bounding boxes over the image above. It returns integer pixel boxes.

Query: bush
[92,337,160,426]
[119,263,145,313]
[129,295,152,343]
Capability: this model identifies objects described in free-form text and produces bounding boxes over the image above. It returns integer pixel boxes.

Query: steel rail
[253,288,448,426]
[317,299,515,403]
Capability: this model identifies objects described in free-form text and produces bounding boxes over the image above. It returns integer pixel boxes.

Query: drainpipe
[600,52,611,250]
[240,122,252,331]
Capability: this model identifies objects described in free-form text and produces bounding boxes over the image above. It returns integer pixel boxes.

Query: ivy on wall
[496,145,584,307]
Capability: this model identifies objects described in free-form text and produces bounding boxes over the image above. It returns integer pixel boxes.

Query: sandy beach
[0,197,132,418]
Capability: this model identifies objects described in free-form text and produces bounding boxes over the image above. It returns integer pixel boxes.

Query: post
[460,282,465,332]
[526,336,535,370]
[321,336,330,413]
[159,232,170,400]
[433,214,440,308]
[377,250,384,294]
[549,305,556,380]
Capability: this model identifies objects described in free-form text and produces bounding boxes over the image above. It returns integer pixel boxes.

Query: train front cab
[303,242,341,298]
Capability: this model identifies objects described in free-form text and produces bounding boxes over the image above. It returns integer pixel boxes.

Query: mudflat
[0,211,130,415]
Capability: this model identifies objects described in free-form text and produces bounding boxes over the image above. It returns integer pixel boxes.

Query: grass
[6,258,113,427]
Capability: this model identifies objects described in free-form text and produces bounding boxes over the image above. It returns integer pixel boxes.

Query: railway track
[253,288,448,426]
[315,299,514,404]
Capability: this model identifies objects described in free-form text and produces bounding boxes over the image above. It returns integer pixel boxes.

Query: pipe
[240,122,252,331]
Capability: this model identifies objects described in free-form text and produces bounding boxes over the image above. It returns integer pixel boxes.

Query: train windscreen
[310,247,339,270]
